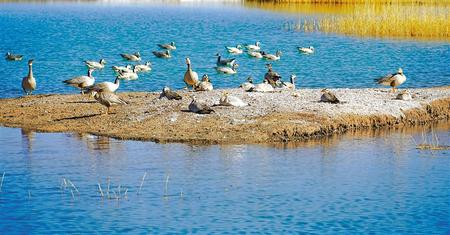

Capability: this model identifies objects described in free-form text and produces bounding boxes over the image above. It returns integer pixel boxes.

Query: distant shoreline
[0,87,448,144]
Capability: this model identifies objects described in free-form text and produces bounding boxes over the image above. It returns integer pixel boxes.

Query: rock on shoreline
[0,87,449,144]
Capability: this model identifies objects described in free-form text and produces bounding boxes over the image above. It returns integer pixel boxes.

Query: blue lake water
[0,125,449,234]
[0,2,449,98]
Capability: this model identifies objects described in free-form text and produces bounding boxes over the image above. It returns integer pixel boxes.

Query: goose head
[236,45,242,49]
[170,42,175,46]
[5,52,11,56]
[165,50,170,56]
[232,63,239,71]
[290,74,297,83]
[28,59,34,65]
[185,57,191,65]
[255,41,260,46]
[163,86,170,93]
[87,68,94,77]
[309,46,315,51]
[276,51,282,57]
[145,61,152,66]
[99,59,106,65]
[397,68,403,74]
[321,88,329,93]
[134,52,141,57]
[201,74,209,82]
[247,76,253,83]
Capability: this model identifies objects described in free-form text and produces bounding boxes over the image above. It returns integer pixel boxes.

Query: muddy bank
[0,87,449,144]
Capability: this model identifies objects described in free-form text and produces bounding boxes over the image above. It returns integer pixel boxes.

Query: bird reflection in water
[21,128,35,153]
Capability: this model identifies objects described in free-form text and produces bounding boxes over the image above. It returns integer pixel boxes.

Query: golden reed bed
[244,0,450,41]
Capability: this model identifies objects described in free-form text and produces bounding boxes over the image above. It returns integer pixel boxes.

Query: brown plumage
[22,59,36,95]
[94,90,128,114]
[320,89,340,104]
[160,86,182,100]
[188,96,214,114]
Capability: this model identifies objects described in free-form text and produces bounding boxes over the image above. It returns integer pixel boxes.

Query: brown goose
[22,59,36,95]
[160,86,182,100]
[320,89,340,104]
[94,90,128,115]
[184,57,199,89]
[375,68,407,92]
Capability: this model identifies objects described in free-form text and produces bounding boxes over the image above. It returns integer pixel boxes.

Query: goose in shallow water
[298,46,314,54]
[396,90,412,101]
[375,68,407,92]
[240,76,255,91]
[5,52,23,61]
[134,61,152,73]
[216,53,236,67]
[245,41,261,51]
[152,50,171,59]
[194,74,214,91]
[216,63,238,74]
[22,59,36,95]
[120,52,141,61]
[85,77,120,94]
[226,45,243,54]
[250,79,274,93]
[263,50,282,61]
[248,50,263,59]
[188,96,214,114]
[85,59,106,70]
[320,89,340,104]
[160,86,182,100]
[94,90,128,115]
[158,42,176,50]
[184,57,199,89]
[218,92,248,107]
[63,68,95,94]
[281,74,297,90]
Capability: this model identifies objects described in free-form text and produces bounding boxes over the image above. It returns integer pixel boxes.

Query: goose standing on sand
[22,59,36,95]
[134,62,152,73]
[320,89,340,104]
[121,52,141,61]
[216,63,238,74]
[194,74,214,91]
[248,50,263,59]
[245,41,261,51]
[184,57,199,89]
[218,92,248,107]
[240,76,255,91]
[153,50,171,59]
[94,90,128,115]
[263,50,282,61]
[5,52,23,61]
[298,46,314,54]
[85,59,106,70]
[158,42,176,50]
[112,64,133,74]
[160,86,182,100]
[85,77,120,94]
[264,64,282,86]
[216,53,236,67]
[250,79,274,93]
[226,45,243,54]
[281,74,297,90]
[63,68,95,94]
[189,96,214,114]
[375,68,407,92]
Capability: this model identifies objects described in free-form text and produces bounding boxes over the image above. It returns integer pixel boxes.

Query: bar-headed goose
[298,46,314,54]
[120,52,141,61]
[245,41,261,51]
[194,74,213,91]
[226,45,243,54]
[85,77,120,94]
[85,59,106,70]
[5,52,23,61]
[320,89,340,104]
[216,63,238,74]
[263,50,282,61]
[134,61,152,73]
[248,50,263,59]
[153,50,171,59]
[63,68,95,94]
[281,74,297,90]
[250,79,274,93]
[216,53,236,67]
[188,96,214,114]
[158,42,176,50]
[375,68,407,92]
[240,76,255,91]
[218,92,248,107]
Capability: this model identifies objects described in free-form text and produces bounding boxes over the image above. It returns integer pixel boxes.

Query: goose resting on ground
[240,76,255,91]
[281,74,297,90]
[188,96,214,114]
[218,92,248,107]
[22,59,36,95]
[194,74,213,91]
[264,64,282,86]
[85,59,106,70]
[94,90,129,115]
[250,79,274,92]
[320,89,340,104]
[5,52,23,61]
[158,42,176,50]
[396,90,412,101]
[184,57,199,89]
[374,68,407,92]
[120,52,141,61]
[160,86,182,100]
[63,69,95,94]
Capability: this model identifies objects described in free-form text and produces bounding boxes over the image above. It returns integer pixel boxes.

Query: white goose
[226,45,243,54]
[117,67,138,80]
[218,92,248,107]
[245,41,261,51]
[216,63,238,74]
[134,62,152,73]
[22,59,36,95]
[251,79,274,92]
[263,51,282,61]
[240,76,255,91]
[298,46,314,54]
[85,77,120,94]
[85,59,106,70]
[194,74,214,91]
[281,74,297,90]
[112,65,133,74]
[375,68,407,92]
[63,68,95,94]
[184,57,199,89]
[248,51,263,59]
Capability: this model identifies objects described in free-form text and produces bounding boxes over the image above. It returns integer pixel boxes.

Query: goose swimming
[85,77,120,94]
[263,50,282,61]
[188,96,214,114]
[152,50,171,59]
[218,92,248,107]
[216,63,238,74]
[396,90,412,101]
[250,79,274,93]
[194,74,214,91]
[112,65,133,74]
[245,41,261,51]
[22,59,36,95]
[248,51,263,59]
[375,68,407,92]
[94,90,128,115]
[5,52,23,61]
[216,53,236,67]
[120,52,141,61]
[226,45,243,54]
[320,89,340,104]
[240,76,255,91]
[117,67,138,80]
[160,86,182,100]
[85,59,106,70]
[158,42,176,50]
[298,46,314,54]
[184,57,199,89]
[134,61,152,73]
[281,74,297,90]
[63,68,95,94]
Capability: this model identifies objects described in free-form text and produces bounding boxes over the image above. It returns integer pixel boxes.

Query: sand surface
[0,87,449,144]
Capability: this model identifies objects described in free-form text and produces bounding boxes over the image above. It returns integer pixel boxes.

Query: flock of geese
[6,41,408,115]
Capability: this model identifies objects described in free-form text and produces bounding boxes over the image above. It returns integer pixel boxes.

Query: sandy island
[0,87,449,144]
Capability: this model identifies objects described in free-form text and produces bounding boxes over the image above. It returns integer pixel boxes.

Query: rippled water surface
[0,2,449,98]
[0,125,449,233]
